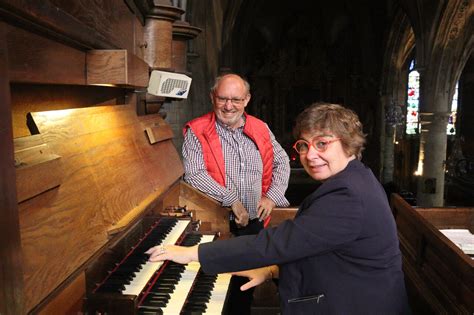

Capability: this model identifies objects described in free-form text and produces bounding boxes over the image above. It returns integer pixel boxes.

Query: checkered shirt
[182,119,290,220]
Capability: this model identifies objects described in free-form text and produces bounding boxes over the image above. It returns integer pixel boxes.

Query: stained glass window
[447,83,458,135]
[406,60,458,135]
[406,60,419,134]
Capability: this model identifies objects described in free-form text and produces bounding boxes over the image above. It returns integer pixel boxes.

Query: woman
[147,103,411,314]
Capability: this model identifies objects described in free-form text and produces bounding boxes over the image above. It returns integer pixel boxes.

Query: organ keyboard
[181,267,232,314]
[123,219,191,296]
[86,217,231,314]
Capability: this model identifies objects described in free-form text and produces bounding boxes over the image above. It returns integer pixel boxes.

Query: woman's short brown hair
[293,103,366,160]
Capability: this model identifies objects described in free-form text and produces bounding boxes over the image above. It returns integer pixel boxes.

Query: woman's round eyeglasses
[293,137,340,154]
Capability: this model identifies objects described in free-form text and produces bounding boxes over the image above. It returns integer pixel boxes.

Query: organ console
[6,100,240,314]
[0,1,296,314]
[0,1,236,314]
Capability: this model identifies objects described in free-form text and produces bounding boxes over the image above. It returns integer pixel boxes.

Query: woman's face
[298,132,354,182]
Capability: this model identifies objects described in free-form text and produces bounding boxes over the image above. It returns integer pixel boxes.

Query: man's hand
[231,200,249,227]
[257,196,276,221]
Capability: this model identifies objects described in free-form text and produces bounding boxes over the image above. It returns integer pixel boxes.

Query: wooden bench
[390,193,473,314]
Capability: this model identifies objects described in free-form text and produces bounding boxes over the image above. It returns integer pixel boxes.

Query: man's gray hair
[210,73,250,94]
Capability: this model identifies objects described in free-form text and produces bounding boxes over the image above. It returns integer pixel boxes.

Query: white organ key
[195,234,215,244]
[204,273,232,315]
[160,234,215,315]
[122,220,190,296]
[161,261,200,315]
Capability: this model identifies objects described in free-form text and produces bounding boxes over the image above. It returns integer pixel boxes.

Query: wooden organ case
[0,1,238,314]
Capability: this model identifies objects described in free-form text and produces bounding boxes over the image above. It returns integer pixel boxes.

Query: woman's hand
[232,265,277,291]
[146,244,199,264]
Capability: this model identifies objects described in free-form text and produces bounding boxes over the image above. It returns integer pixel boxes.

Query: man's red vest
[183,112,274,194]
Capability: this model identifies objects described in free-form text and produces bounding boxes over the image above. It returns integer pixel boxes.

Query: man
[182,73,290,314]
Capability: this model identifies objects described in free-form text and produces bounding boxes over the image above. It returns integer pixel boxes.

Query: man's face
[211,75,250,129]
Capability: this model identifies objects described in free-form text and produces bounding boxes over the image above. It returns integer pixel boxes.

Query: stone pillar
[416,111,450,206]
[383,126,395,183]
[382,99,404,184]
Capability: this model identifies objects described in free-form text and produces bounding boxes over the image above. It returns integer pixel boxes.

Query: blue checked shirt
[182,119,290,220]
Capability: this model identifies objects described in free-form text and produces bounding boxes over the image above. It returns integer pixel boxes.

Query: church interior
[1,0,473,314]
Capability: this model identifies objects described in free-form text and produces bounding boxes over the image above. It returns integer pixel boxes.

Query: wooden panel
[0,0,118,50]
[14,135,62,202]
[37,273,85,315]
[267,207,298,227]
[177,182,298,236]
[391,194,474,314]
[172,39,187,73]
[108,181,173,236]
[178,181,230,237]
[171,21,202,73]
[421,245,470,313]
[0,22,25,315]
[133,16,147,60]
[86,50,149,87]
[139,111,174,144]
[49,0,137,51]
[5,23,86,85]
[129,51,150,87]
[10,83,127,138]
[19,104,183,311]
[161,180,181,210]
[87,50,127,85]
[417,207,474,231]
[144,124,174,144]
[4,0,148,85]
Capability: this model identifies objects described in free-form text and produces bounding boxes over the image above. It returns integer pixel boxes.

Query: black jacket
[199,159,411,314]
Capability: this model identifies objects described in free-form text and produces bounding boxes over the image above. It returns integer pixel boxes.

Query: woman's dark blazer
[199,159,411,314]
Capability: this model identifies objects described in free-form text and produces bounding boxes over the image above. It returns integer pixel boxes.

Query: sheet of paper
[440,229,474,255]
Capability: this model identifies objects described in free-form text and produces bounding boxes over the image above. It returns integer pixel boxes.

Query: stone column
[416,111,450,206]
[383,126,395,183]
[382,99,404,184]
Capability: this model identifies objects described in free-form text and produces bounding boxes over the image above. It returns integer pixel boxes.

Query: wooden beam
[86,50,149,87]
[0,22,25,315]
[0,1,117,50]
[6,23,86,85]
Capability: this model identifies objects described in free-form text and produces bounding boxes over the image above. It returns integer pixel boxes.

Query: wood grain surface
[18,104,183,310]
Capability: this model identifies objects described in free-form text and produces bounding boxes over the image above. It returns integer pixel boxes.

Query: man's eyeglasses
[215,95,247,105]
[293,137,340,154]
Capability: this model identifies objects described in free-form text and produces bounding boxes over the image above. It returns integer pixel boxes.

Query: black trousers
[226,219,264,315]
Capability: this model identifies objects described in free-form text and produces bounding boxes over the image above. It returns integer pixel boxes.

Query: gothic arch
[398,0,474,205]
[430,0,474,110]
